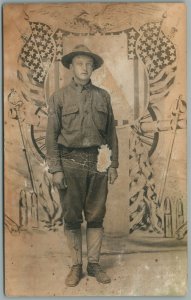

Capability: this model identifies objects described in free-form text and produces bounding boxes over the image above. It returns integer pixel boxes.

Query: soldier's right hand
[52,171,67,190]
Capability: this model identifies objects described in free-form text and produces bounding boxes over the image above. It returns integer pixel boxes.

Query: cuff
[110,160,119,168]
[49,166,63,174]
[46,157,63,174]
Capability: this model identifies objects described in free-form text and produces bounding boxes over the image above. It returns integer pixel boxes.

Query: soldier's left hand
[108,167,118,184]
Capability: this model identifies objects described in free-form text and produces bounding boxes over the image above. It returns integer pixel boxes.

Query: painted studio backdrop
[4,3,187,296]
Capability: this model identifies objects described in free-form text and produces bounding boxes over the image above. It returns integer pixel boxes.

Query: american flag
[136,22,177,103]
[126,22,177,119]
[137,22,176,79]
[20,22,55,84]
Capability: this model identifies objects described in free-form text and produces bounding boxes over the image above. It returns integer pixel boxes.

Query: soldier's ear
[69,63,73,71]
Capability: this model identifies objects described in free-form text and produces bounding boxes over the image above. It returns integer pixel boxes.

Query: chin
[79,74,90,80]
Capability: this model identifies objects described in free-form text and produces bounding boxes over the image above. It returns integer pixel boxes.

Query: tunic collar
[70,78,93,92]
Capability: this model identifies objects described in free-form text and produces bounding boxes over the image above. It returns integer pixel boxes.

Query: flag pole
[15,101,37,193]
[158,95,182,208]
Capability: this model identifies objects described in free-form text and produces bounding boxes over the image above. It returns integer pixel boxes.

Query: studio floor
[4,229,187,297]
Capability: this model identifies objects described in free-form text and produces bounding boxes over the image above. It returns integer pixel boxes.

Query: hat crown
[72,44,91,54]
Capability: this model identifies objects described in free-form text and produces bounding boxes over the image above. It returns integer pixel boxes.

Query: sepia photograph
[3,2,187,296]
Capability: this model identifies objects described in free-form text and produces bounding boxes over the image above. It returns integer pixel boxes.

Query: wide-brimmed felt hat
[61,45,104,70]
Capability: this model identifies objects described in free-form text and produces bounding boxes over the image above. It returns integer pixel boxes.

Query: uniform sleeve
[105,92,119,168]
[45,93,63,174]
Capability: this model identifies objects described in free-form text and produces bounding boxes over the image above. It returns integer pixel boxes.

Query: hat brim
[61,51,104,70]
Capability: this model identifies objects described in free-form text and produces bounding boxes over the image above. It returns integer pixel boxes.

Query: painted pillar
[19,189,28,229]
[176,198,184,230]
[31,192,39,229]
[164,197,173,238]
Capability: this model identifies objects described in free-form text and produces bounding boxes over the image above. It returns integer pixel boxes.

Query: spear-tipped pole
[8,90,37,194]
[158,95,182,208]
[17,105,36,193]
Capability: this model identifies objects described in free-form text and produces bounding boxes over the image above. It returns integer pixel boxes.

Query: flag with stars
[136,22,177,104]
[137,22,176,80]
[126,27,140,60]
[53,29,66,61]
[20,22,55,84]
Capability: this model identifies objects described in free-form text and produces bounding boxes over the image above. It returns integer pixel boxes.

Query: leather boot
[86,227,111,284]
[65,264,82,287]
[65,228,83,286]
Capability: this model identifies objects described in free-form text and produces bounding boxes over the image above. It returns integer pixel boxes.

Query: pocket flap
[62,105,79,116]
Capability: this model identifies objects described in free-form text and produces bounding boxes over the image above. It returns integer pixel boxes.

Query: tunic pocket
[62,104,79,131]
[95,103,108,131]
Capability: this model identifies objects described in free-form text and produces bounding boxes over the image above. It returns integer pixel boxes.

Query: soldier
[46,45,118,286]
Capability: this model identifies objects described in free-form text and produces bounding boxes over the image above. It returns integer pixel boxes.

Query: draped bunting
[129,128,163,233]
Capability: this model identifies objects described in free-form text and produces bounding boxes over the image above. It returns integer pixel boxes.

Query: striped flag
[136,21,177,104]
[17,59,45,107]
[19,22,55,85]
[126,28,149,121]
[149,63,177,103]
[18,21,57,123]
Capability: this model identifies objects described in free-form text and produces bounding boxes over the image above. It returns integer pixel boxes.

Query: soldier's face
[70,55,94,83]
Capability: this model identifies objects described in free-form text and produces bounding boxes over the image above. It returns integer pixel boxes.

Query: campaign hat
[61,44,104,70]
